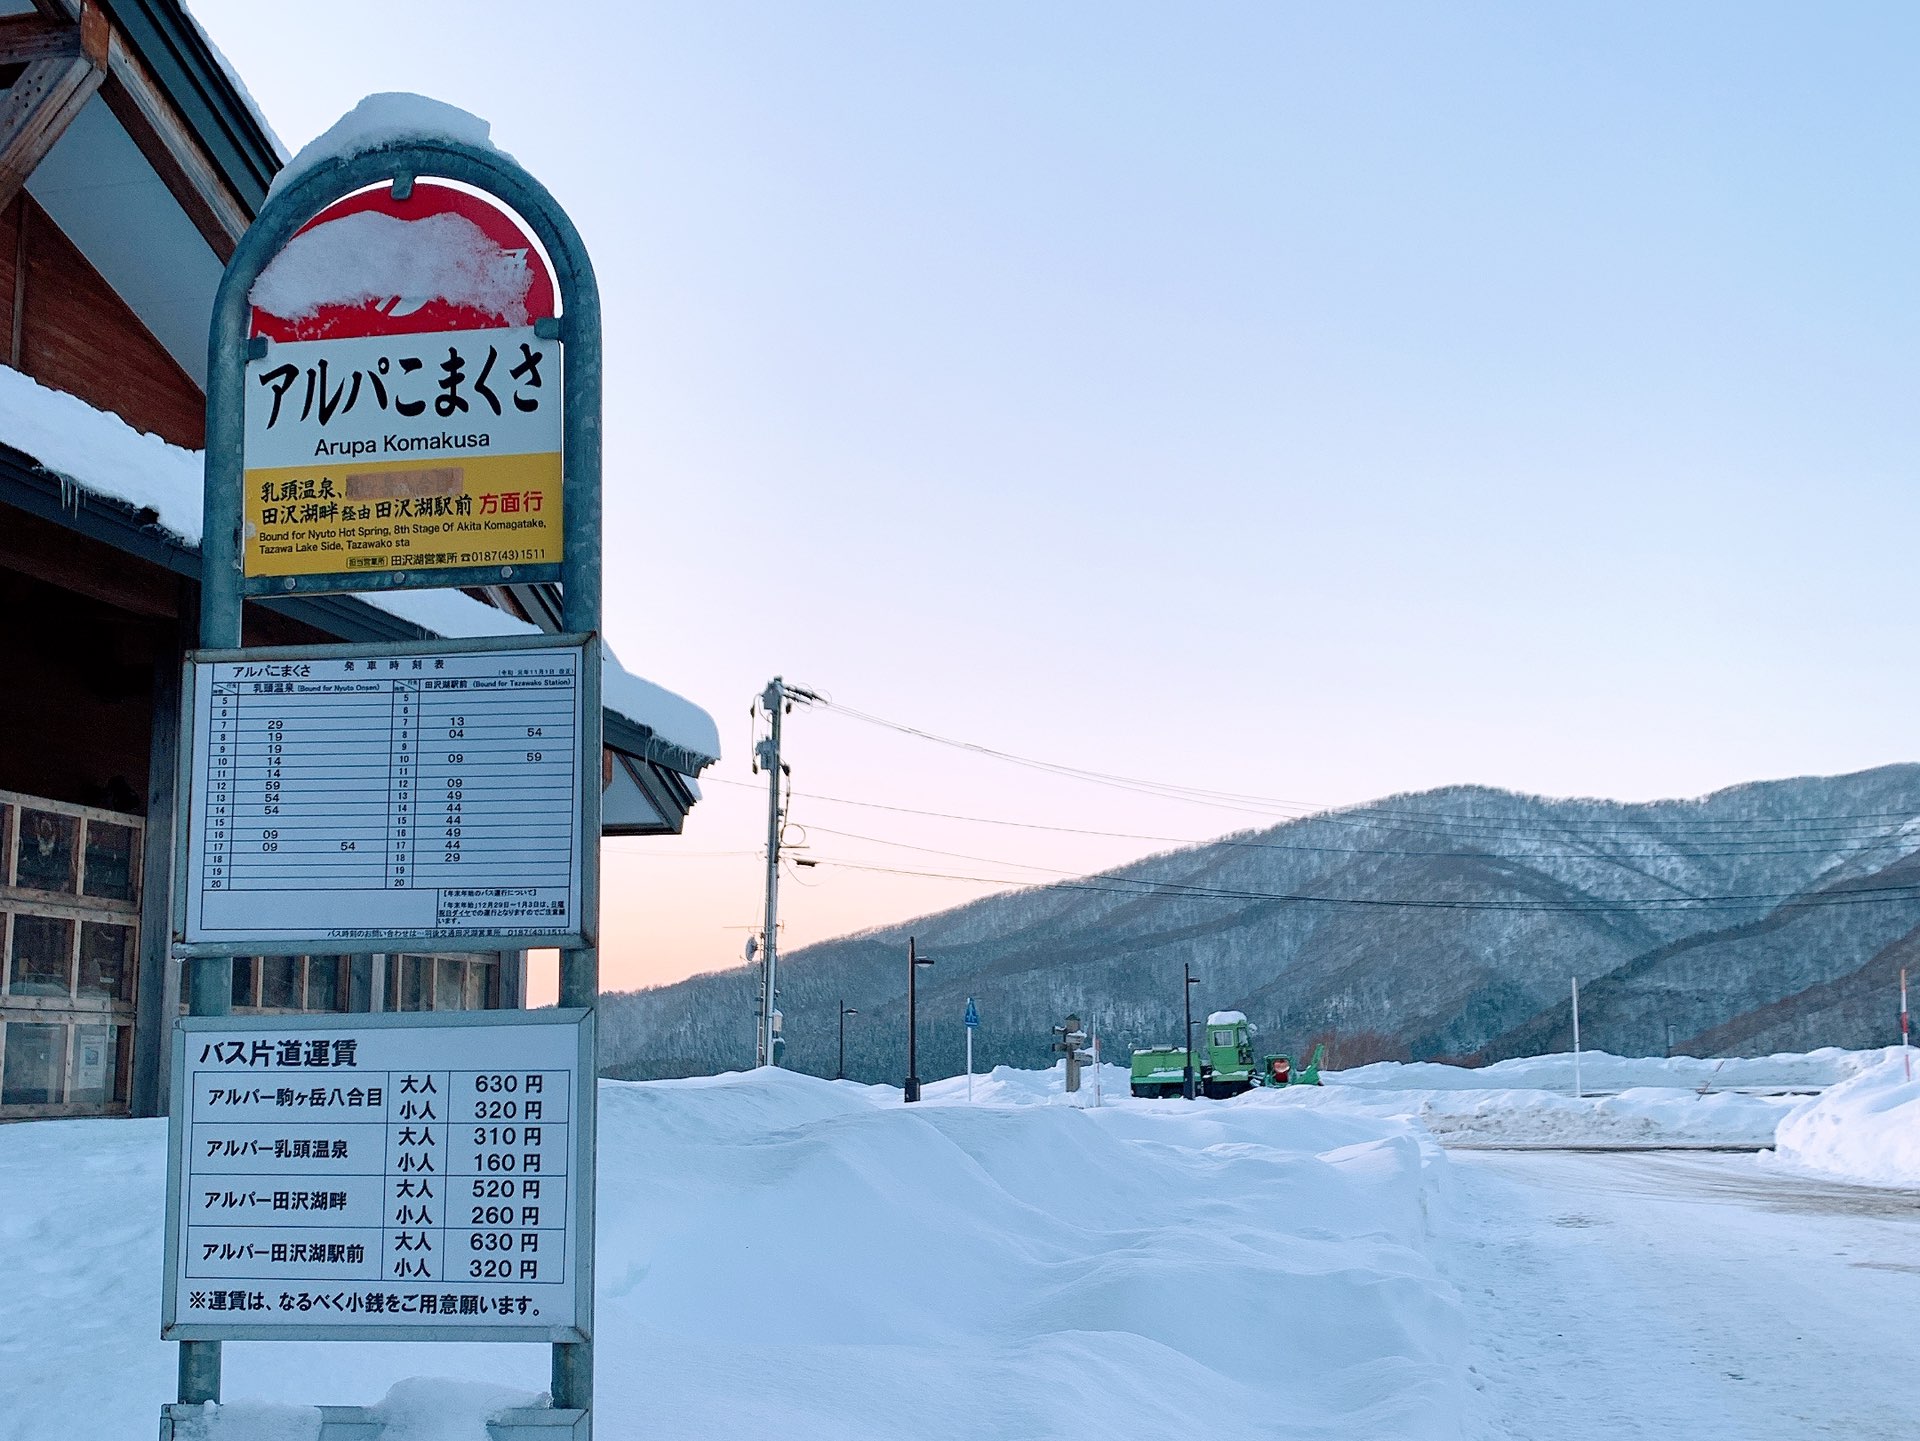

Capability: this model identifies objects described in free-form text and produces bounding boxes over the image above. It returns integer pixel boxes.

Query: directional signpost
[964,996,979,1102]
[162,115,606,1440]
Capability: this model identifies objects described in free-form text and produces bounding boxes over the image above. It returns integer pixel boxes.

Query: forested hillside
[600,766,1920,1081]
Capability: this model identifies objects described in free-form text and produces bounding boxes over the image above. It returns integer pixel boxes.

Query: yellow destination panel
[243,450,563,578]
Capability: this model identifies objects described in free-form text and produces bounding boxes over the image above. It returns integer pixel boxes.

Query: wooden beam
[97,27,249,263]
[0,16,82,68]
[0,2,103,215]
[0,53,101,210]
[2,2,253,261]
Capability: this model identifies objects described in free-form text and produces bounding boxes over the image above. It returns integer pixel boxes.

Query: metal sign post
[963,996,978,1102]
[166,128,604,1440]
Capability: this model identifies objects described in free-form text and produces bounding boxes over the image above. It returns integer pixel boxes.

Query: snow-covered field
[2,1048,1912,1440]
[4,1066,1466,1441]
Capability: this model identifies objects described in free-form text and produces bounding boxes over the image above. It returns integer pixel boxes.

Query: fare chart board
[179,638,587,951]
[163,1010,590,1341]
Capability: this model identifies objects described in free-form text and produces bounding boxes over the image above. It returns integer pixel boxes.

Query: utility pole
[1183,964,1200,1100]
[753,677,817,1068]
[904,936,933,1101]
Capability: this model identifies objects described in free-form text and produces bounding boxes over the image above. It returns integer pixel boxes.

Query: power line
[716,779,1918,861]
[808,856,1920,915]
[808,699,1920,838]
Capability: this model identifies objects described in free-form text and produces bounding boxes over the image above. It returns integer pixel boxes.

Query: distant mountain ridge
[599,765,1920,1081]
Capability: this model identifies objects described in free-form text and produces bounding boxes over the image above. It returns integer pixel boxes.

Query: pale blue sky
[195,1,1920,990]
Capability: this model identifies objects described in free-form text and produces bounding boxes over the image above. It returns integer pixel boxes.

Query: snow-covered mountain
[602,765,1920,1080]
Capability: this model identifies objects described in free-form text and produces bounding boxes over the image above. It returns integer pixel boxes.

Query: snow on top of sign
[250,211,533,324]
[270,93,508,202]
[0,364,719,768]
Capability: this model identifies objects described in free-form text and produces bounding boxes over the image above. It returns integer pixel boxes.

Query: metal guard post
[189,137,604,1433]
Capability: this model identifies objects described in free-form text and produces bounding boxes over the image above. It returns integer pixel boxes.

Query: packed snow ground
[1445,1150,1920,1439]
[3,1050,1911,1440]
[3,1067,1466,1441]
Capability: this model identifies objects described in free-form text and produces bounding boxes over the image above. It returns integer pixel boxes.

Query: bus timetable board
[178,636,588,953]
[163,1009,591,1342]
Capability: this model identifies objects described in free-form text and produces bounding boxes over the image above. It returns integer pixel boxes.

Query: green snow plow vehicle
[1129,1011,1324,1099]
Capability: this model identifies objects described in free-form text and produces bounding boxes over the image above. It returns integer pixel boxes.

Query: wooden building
[0,0,717,1120]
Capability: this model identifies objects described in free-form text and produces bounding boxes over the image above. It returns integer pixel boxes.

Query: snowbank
[1329,1048,1881,1094]
[1301,1084,1794,1148]
[917,1059,1133,1106]
[1772,1052,1920,1188]
[0,1067,1469,1441]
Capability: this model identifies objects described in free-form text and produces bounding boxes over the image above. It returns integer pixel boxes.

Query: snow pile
[269,94,506,202]
[1205,1009,1247,1025]
[0,1067,1468,1440]
[251,211,533,324]
[916,1059,1133,1105]
[1772,1052,1920,1188]
[1330,1048,1880,1094]
[167,1378,543,1440]
[1302,1084,1794,1148]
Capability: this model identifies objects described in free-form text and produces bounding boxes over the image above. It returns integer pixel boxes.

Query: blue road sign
[964,997,980,1029]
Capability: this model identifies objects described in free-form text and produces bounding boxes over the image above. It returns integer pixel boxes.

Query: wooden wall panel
[0,193,203,448]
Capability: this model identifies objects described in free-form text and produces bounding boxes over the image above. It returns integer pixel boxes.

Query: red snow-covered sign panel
[242,183,563,581]
[249,182,556,341]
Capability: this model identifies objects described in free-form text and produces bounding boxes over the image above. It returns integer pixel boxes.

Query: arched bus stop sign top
[170,135,605,1441]
[203,138,601,625]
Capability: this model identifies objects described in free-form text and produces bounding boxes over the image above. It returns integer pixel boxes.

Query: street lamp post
[838,998,858,1080]
[905,936,934,1102]
[1183,963,1201,1100]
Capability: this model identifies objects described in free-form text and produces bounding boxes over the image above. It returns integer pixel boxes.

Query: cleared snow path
[1444,1151,1920,1439]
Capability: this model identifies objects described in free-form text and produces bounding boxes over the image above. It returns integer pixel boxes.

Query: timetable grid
[184,645,584,944]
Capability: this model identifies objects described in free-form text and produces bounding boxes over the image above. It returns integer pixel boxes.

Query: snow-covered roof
[268,94,508,203]
[179,1,293,164]
[1206,1010,1248,1026]
[0,362,718,769]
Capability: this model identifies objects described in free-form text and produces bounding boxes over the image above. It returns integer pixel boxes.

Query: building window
[0,792,143,1118]
[0,1021,64,1106]
[306,955,345,1011]
[389,953,499,1012]
[14,809,77,893]
[81,822,137,902]
[66,1023,119,1105]
[259,955,302,1011]
[77,922,134,1003]
[8,914,74,997]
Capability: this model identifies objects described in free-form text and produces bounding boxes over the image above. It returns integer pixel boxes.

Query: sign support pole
[182,135,605,1437]
[1571,976,1582,1099]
